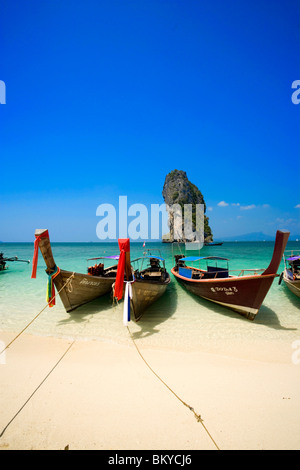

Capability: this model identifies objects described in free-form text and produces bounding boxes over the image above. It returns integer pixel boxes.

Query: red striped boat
[171,230,289,320]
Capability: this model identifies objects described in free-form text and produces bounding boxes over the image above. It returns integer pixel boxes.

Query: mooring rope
[0,340,75,438]
[0,271,87,440]
[126,325,220,450]
[0,269,220,449]
[0,272,75,356]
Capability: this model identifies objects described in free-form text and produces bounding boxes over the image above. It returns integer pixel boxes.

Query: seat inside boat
[135,257,166,281]
[176,255,229,280]
[178,265,229,279]
[140,270,164,280]
[206,265,229,278]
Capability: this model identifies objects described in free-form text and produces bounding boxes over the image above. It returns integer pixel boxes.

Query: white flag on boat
[123,281,133,326]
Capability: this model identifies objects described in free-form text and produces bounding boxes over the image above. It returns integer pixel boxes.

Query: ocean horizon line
[0,239,299,244]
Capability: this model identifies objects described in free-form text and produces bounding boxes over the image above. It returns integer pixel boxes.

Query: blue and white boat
[280,251,300,298]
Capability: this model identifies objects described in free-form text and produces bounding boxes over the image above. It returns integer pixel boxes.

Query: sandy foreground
[0,330,300,451]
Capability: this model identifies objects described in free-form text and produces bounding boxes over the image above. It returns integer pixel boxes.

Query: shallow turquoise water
[0,241,299,352]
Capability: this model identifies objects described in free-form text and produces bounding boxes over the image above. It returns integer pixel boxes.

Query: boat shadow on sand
[56,292,116,327]
[57,284,178,338]
[253,304,297,331]
[181,287,297,332]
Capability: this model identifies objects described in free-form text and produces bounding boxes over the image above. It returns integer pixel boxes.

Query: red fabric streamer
[31,230,49,279]
[114,238,130,301]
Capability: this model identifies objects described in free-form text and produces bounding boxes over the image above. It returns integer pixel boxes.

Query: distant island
[215,232,300,242]
[219,232,274,242]
[162,169,213,243]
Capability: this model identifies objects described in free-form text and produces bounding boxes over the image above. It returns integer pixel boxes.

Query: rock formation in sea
[162,169,213,243]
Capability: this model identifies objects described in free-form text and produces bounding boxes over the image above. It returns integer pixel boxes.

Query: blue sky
[1,0,299,241]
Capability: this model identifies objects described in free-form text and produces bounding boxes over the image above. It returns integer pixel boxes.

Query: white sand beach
[0,329,299,451]
[1,0,299,454]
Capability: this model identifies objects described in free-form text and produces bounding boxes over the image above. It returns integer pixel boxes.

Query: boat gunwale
[171,266,278,283]
[57,268,118,281]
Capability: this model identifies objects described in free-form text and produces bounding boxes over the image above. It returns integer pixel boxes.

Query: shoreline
[0,329,300,450]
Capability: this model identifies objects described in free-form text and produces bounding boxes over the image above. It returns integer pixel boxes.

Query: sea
[0,240,300,355]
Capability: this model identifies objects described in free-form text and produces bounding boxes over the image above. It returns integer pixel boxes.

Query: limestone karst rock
[162,169,213,242]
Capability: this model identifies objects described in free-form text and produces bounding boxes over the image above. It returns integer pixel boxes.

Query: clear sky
[1,0,299,241]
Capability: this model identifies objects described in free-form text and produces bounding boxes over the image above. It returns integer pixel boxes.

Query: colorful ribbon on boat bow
[46,266,61,307]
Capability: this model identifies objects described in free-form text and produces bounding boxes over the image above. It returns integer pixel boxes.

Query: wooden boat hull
[172,230,290,320]
[53,269,115,312]
[34,229,117,313]
[171,268,276,320]
[283,270,300,298]
[130,274,171,322]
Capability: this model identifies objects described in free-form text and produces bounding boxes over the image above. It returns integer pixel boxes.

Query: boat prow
[32,229,118,312]
[113,241,171,322]
[130,254,171,321]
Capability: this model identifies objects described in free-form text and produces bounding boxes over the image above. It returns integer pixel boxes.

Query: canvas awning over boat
[287,256,300,261]
[179,256,229,262]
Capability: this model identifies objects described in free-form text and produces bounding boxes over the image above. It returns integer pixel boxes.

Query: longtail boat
[130,252,171,321]
[0,252,30,271]
[171,230,290,320]
[279,250,300,298]
[32,229,119,312]
[113,239,171,322]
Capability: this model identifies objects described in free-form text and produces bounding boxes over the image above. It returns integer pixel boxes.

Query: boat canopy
[179,256,229,262]
[287,256,300,262]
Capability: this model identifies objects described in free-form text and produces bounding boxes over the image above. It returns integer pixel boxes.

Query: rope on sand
[0,272,75,357]
[0,272,78,439]
[0,271,220,449]
[126,325,220,451]
[0,340,75,438]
